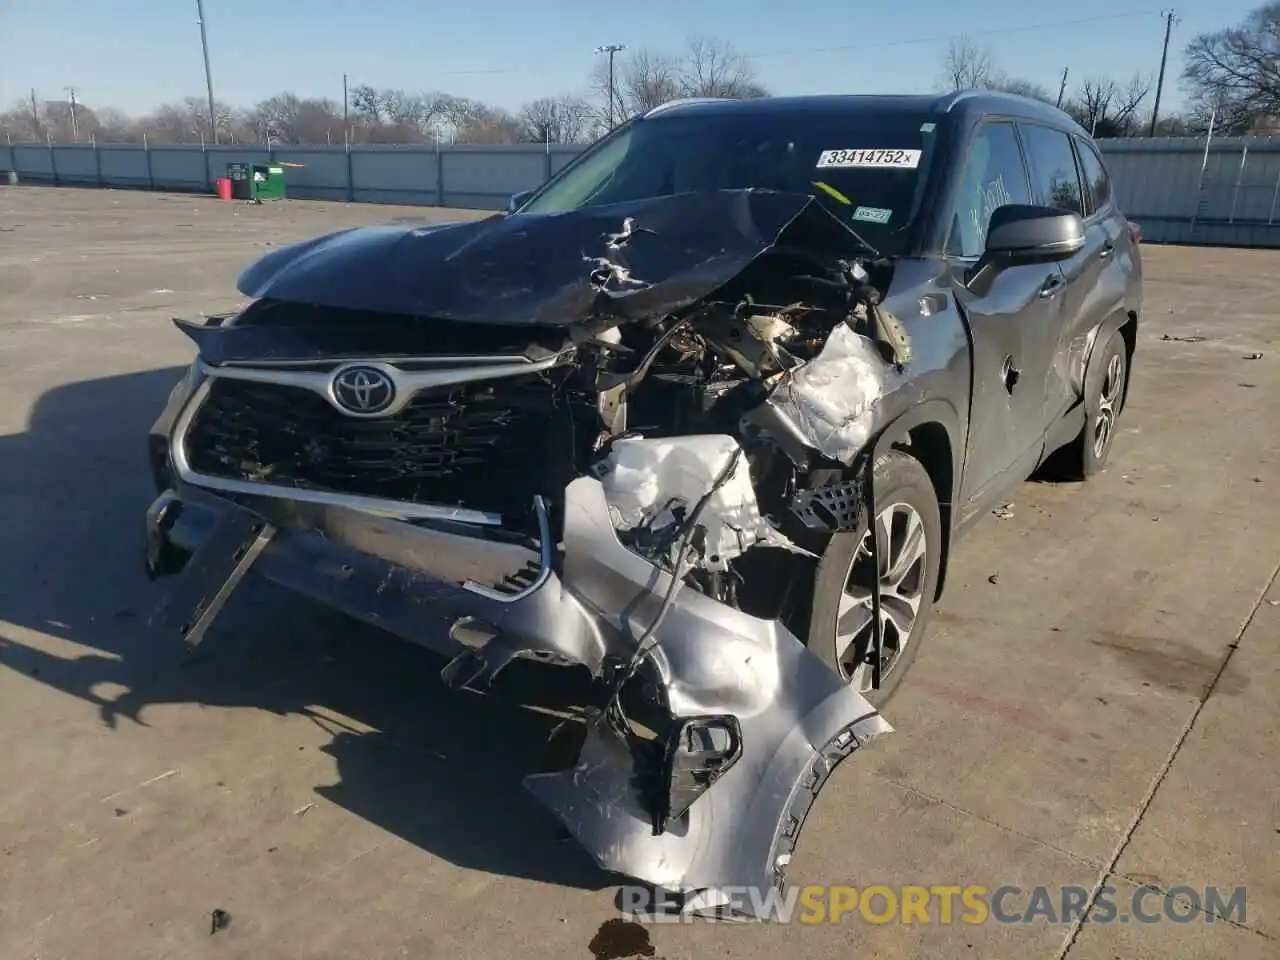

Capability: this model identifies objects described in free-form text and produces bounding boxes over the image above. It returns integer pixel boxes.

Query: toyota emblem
[332,365,396,415]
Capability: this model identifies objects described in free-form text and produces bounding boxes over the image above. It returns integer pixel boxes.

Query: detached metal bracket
[149,509,277,649]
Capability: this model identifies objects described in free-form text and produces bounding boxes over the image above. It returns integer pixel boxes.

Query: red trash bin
[214,177,232,201]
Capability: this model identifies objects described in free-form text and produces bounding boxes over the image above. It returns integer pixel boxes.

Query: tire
[805,450,942,707]
[1072,329,1129,479]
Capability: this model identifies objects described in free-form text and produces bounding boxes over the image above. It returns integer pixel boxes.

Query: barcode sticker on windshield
[853,206,893,224]
[816,149,922,169]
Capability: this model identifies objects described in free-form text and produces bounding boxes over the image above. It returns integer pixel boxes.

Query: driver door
[947,121,1066,526]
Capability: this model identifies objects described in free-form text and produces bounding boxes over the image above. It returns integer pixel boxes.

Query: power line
[421,9,1161,78]
[744,10,1160,61]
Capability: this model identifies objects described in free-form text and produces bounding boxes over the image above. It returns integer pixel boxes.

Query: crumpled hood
[235,189,869,327]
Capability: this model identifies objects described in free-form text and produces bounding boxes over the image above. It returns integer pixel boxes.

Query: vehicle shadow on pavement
[0,367,610,892]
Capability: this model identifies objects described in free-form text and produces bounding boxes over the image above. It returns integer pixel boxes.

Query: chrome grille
[182,370,595,524]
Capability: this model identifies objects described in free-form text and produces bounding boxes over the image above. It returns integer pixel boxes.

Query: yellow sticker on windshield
[812,181,852,205]
[816,149,921,169]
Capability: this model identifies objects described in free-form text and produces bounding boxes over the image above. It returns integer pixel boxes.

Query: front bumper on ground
[144,476,891,916]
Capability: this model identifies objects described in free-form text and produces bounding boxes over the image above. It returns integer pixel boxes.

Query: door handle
[1038,275,1065,299]
[1099,241,1115,259]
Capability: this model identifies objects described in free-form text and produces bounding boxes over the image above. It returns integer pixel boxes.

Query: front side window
[1021,124,1085,215]
[947,121,1033,258]
[519,109,942,257]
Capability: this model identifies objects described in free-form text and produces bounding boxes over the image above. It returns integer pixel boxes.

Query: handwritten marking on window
[969,174,1013,248]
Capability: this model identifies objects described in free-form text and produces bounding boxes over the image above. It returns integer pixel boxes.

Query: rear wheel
[805,451,942,707]
[1070,330,1129,479]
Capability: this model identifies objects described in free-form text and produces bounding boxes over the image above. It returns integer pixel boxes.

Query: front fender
[524,704,889,914]
[870,397,964,505]
[523,479,892,916]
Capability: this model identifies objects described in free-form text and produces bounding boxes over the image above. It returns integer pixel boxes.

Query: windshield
[521,107,941,257]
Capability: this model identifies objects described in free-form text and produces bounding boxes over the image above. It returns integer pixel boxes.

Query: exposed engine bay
[147,189,916,919]
[574,238,909,578]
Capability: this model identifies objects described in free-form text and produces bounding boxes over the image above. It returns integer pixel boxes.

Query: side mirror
[508,189,535,214]
[986,204,1085,259]
[966,204,1085,293]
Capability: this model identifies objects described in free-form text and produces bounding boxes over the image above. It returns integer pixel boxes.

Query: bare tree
[1064,73,1151,137]
[349,84,384,125]
[92,107,142,142]
[342,87,479,143]
[136,97,238,142]
[941,35,995,90]
[677,36,766,98]
[1073,76,1118,133]
[140,102,195,143]
[592,49,680,121]
[247,93,343,144]
[1183,2,1280,133]
[989,76,1053,103]
[588,37,767,128]
[0,99,39,140]
[1151,113,1197,136]
[455,106,522,144]
[1110,74,1153,135]
[519,95,593,143]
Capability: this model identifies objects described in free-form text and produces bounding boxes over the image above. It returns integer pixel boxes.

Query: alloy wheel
[1093,352,1125,460]
[835,501,928,692]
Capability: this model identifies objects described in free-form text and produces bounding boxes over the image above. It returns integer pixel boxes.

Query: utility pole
[30,89,40,135]
[343,73,349,139]
[1056,67,1069,110]
[1149,10,1178,137]
[65,87,79,141]
[195,0,219,142]
[595,44,627,130]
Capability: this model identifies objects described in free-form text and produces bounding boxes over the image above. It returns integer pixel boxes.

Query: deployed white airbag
[597,435,795,572]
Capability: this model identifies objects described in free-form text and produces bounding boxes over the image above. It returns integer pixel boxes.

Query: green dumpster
[225,162,287,201]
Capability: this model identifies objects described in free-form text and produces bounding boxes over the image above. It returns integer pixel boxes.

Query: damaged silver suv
[143,91,1142,916]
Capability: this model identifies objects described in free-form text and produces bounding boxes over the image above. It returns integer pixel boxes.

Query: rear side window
[1076,139,1112,213]
[1020,124,1084,215]
[947,121,1033,258]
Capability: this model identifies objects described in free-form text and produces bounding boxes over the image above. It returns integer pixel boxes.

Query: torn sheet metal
[750,323,906,464]
[525,477,892,910]
[233,189,874,330]
[595,435,801,572]
[154,470,890,910]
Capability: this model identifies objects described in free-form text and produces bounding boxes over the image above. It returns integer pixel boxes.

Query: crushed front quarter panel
[523,477,892,913]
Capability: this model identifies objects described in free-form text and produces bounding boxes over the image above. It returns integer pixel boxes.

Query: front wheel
[805,451,942,706]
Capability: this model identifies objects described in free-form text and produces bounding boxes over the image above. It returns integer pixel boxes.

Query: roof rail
[643,97,733,118]
[941,88,1071,114]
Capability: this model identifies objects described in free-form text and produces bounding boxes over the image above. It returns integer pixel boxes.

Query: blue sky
[0,0,1259,116]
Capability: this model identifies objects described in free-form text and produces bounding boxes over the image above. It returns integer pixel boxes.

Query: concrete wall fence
[5,136,1280,247]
